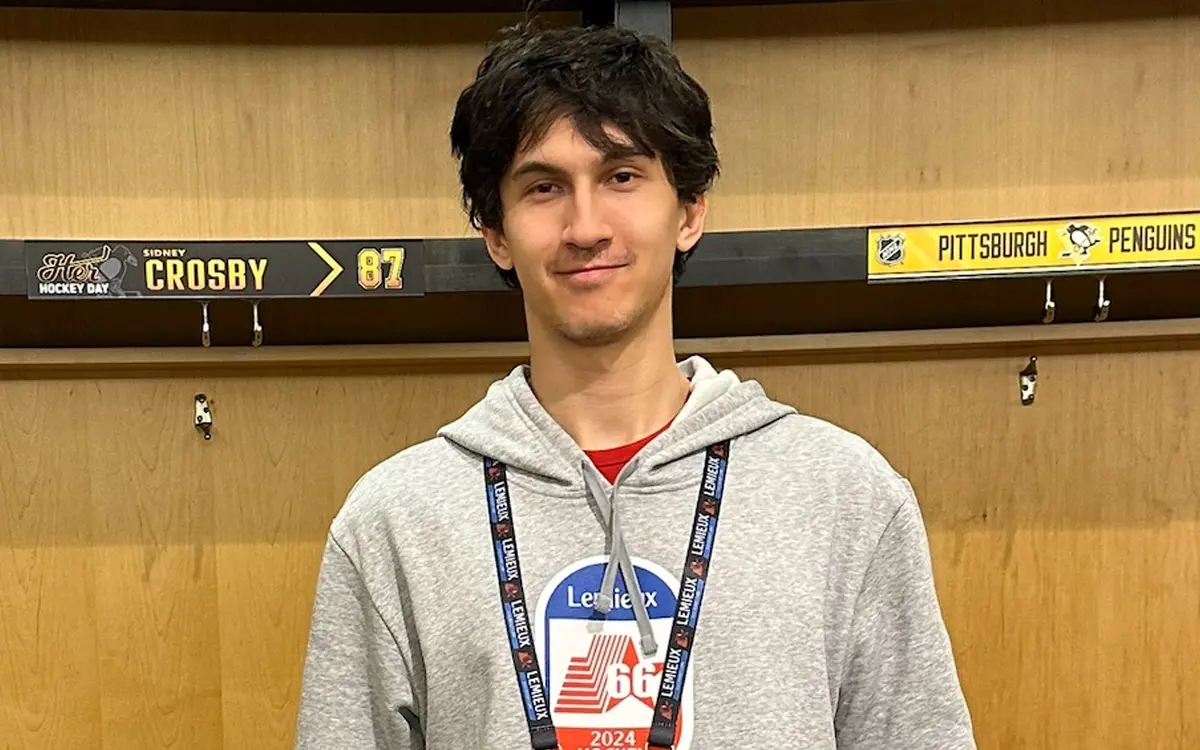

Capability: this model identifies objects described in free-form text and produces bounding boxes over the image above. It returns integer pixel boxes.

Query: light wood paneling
[3,2,1198,242]
[734,350,1200,750]
[0,369,504,749]
[675,0,1200,229]
[87,379,224,748]
[0,7,563,241]
[3,344,1198,749]
[0,380,101,750]
[205,373,496,748]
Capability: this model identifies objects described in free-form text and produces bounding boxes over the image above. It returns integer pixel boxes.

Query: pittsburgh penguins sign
[24,239,424,299]
[867,210,1200,282]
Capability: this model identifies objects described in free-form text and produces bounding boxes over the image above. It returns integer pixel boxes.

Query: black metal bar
[0,229,866,297]
[0,0,579,11]
[0,241,24,297]
[679,228,863,287]
[616,0,671,42]
[421,228,865,292]
[582,0,671,42]
[0,0,870,10]
[580,0,615,26]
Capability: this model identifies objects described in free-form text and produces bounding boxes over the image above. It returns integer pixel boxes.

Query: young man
[295,21,976,750]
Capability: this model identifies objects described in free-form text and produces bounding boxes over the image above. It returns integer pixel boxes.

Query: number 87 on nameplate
[534,557,694,750]
[356,247,405,290]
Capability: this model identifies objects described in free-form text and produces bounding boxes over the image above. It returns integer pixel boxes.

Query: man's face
[482,116,707,347]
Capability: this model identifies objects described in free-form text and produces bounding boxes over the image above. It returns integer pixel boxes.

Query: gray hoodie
[295,356,976,750]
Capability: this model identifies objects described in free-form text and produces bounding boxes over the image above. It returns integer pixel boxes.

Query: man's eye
[612,171,636,184]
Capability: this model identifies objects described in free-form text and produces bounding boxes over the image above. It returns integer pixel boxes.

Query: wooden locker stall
[2,1,1199,749]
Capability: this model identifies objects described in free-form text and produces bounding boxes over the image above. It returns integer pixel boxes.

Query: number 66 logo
[609,661,661,704]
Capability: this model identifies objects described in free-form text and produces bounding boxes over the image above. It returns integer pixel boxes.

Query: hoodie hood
[438,354,794,657]
[438,355,795,492]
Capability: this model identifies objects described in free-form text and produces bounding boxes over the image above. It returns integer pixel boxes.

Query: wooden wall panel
[0,8,561,241]
[0,368,506,749]
[4,339,1200,749]
[87,379,224,748]
[3,1,1198,242]
[733,348,1200,750]
[209,380,341,750]
[4,0,1200,348]
[206,371,498,748]
[0,380,101,750]
[675,0,1200,230]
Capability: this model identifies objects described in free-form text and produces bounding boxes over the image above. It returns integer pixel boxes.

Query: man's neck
[527,325,691,453]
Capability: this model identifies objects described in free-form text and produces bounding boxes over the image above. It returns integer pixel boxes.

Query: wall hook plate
[195,393,213,440]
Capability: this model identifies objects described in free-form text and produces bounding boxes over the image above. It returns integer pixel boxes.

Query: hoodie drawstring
[582,463,659,657]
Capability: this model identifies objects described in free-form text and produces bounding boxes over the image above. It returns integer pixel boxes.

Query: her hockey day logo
[535,557,694,750]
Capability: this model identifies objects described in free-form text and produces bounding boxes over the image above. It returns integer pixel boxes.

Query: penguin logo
[1059,223,1101,264]
[875,233,905,266]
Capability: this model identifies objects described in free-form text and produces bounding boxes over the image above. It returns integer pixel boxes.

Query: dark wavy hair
[449,21,720,289]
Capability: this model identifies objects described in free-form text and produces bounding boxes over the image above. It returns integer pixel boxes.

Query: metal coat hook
[194,393,213,440]
[200,301,211,347]
[251,300,263,347]
[1042,279,1056,324]
[1019,356,1038,406]
[1094,276,1110,322]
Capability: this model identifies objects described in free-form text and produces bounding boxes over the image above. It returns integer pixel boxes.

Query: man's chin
[554,318,635,348]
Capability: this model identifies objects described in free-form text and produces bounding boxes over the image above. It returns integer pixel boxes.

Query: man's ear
[676,194,708,253]
[481,227,514,272]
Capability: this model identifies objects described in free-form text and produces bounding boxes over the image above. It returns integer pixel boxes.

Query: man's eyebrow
[508,145,653,181]
[509,160,564,181]
[600,143,650,162]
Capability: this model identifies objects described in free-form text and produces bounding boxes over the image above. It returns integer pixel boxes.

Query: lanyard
[484,440,730,750]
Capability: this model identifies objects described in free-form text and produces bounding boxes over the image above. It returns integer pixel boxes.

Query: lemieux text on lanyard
[484,440,731,750]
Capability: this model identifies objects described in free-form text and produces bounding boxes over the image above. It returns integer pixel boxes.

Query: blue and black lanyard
[484,440,730,750]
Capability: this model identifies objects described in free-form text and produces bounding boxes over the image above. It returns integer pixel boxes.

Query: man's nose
[562,188,613,250]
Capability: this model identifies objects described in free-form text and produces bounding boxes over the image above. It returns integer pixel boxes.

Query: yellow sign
[867,211,1200,281]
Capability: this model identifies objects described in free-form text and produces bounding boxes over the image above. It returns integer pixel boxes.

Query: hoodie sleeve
[295,532,420,749]
[834,484,977,749]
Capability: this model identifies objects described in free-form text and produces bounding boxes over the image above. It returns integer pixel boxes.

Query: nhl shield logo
[534,556,694,750]
[875,233,906,266]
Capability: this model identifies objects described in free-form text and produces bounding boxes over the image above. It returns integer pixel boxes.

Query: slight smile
[557,264,627,283]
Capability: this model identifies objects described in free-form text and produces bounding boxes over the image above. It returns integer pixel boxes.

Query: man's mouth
[561,264,621,274]
[557,264,625,283]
